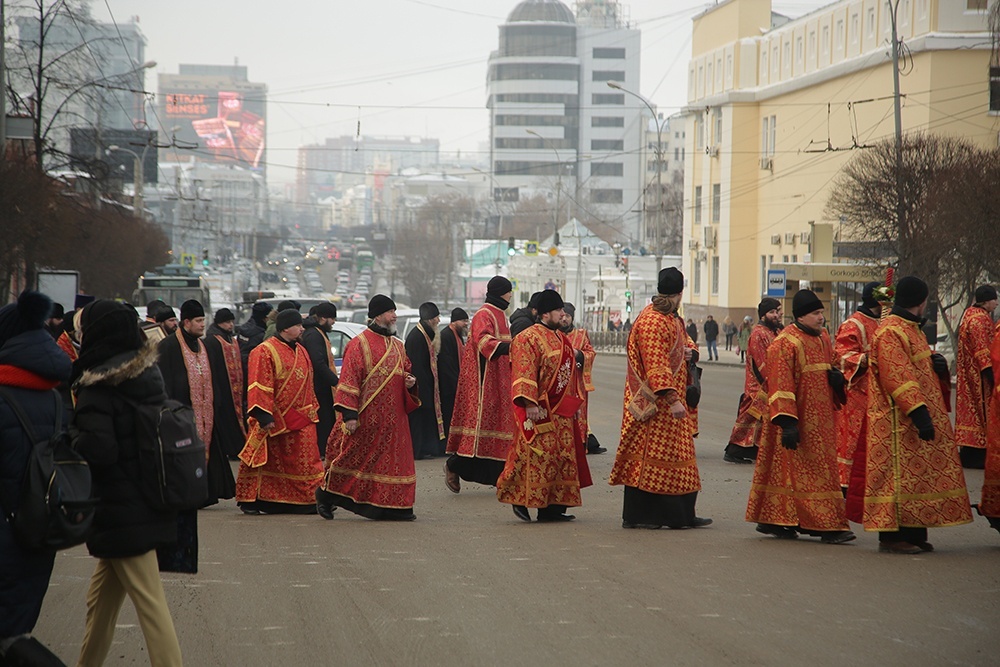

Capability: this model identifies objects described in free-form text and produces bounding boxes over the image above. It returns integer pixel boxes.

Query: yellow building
[682,0,998,326]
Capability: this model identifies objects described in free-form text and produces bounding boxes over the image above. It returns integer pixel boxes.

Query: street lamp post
[608,81,664,275]
[107,143,146,219]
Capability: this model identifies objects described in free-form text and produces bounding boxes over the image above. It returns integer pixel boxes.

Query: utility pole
[889,0,905,267]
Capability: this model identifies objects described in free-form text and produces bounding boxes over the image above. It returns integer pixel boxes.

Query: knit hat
[214,308,236,324]
[155,306,177,323]
[563,302,576,318]
[861,282,881,309]
[894,276,929,309]
[975,285,997,304]
[277,300,300,312]
[313,302,337,319]
[0,291,52,348]
[527,292,543,310]
[758,297,781,319]
[180,300,205,321]
[419,302,440,320]
[791,289,823,319]
[145,299,166,319]
[658,267,684,295]
[486,276,512,297]
[252,301,273,317]
[276,308,303,332]
[50,302,65,320]
[450,308,469,321]
[536,290,564,315]
[368,294,396,319]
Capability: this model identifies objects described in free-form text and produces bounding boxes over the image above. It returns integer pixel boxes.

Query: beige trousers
[77,550,182,667]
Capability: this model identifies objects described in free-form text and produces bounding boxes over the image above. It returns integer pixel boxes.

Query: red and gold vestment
[956,306,994,450]
[862,314,972,531]
[745,325,848,531]
[833,311,879,486]
[728,323,778,448]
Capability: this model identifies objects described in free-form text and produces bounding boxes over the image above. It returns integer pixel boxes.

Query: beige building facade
[681,0,998,327]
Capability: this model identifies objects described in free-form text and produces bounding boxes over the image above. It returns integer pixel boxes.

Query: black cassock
[157,330,236,504]
[404,323,444,458]
[437,325,463,438]
[203,324,248,462]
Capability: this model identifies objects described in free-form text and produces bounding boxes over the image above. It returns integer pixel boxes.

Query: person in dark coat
[71,300,183,666]
[686,318,698,344]
[509,291,541,338]
[405,302,444,458]
[236,301,273,374]
[157,300,235,505]
[0,292,72,662]
[300,302,339,457]
[438,307,469,438]
[703,314,719,361]
[203,308,247,461]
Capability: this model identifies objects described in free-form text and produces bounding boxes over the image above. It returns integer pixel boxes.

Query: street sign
[766,269,786,297]
[548,246,559,256]
[180,253,195,268]
[525,241,539,256]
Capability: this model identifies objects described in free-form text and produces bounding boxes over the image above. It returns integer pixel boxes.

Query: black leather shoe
[538,513,576,523]
[315,488,335,520]
[723,453,754,464]
[820,530,856,545]
[586,446,608,455]
[512,505,531,522]
[690,516,713,528]
[756,523,798,539]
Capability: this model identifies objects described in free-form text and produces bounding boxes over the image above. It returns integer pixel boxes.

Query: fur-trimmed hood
[74,339,159,389]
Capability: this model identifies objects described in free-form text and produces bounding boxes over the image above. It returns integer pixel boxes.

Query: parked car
[326,321,368,371]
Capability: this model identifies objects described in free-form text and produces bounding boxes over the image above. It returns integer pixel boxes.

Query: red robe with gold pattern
[833,311,879,487]
[983,323,1000,519]
[496,324,584,509]
[610,304,701,496]
[566,326,594,488]
[56,331,78,362]
[236,337,324,506]
[446,303,517,461]
[956,306,994,450]
[745,325,849,531]
[321,328,421,509]
[862,313,972,531]
[728,323,778,448]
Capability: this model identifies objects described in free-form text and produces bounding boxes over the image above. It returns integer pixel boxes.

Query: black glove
[689,348,700,364]
[685,385,701,409]
[909,405,935,441]
[827,368,847,405]
[494,342,510,357]
[930,353,949,378]
[575,349,584,368]
[774,415,799,450]
[983,367,994,389]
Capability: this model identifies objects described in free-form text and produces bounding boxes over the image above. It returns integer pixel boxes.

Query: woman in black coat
[0,292,71,660]
[71,300,184,666]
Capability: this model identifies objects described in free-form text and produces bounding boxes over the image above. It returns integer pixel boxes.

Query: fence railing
[590,330,629,353]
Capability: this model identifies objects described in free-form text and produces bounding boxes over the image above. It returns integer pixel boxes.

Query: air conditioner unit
[687,239,700,250]
[760,156,773,171]
[770,234,781,245]
[784,232,797,245]
[707,146,719,157]
[703,227,717,249]
[800,231,811,245]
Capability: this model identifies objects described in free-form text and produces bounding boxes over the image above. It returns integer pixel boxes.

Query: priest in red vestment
[562,302,605,457]
[497,290,584,522]
[862,276,972,553]
[157,300,235,505]
[725,298,782,464]
[833,282,881,488]
[203,308,247,460]
[236,309,324,515]
[746,289,855,544]
[316,295,421,521]
[982,322,1000,537]
[955,285,997,469]
[444,276,517,492]
[610,268,711,530]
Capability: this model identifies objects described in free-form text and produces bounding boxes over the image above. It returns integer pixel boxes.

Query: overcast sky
[92,0,830,185]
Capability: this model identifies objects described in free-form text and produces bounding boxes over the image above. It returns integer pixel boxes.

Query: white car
[326,321,368,371]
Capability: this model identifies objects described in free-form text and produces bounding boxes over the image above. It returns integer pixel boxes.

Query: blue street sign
[766,269,786,297]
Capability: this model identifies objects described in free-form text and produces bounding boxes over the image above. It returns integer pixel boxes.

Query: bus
[356,249,374,272]
[133,264,211,314]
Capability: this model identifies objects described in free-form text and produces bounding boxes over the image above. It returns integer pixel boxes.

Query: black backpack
[129,397,209,511]
[0,387,96,552]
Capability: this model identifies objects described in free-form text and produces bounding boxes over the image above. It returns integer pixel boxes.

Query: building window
[726,54,733,80]
[990,67,1000,112]
[593,47,626,58]
[711,256,720,295]
[592,93,624,105]
[822,25,830,55]
[591,139,623,151]
[850,14,859,43]
[590,188,623,204]
[592,116,624,127]
[712,184,721,223]
[772,46,779,76]
[760,255,767,295]
[761,115,777,157]
[796,37,803,67]
[695,114,705,149]
[693,259,702,294]
[591,162,623,177]
[496,114,571,127]
[783,42,790,68]
[714,109,722,145]
[592,70,625,82]
[808,31,816,61]
[492,63,579,81]
[694,186,702,225]
[761,50,768,78]
[836,19,844,47]
[919,0,928,18]
[682,147,685,160]
[968,0,986,11]
[707,62,713,92]
[674,147,679,161]
[867,8,876,37]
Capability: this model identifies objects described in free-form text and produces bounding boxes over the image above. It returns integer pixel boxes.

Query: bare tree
[394,194,465,305]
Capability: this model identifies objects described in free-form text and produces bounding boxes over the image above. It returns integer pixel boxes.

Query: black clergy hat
[450,308,469,321]
[486,276,512,297]
[313,302,337,319]
[368,294,396,319]
[758,297,781,319]
[536,290,564,315]
[791,289,823,319]
[527,292,543,310]
[563,302,575,318]
[419,302,440,320]
[894,276,928,308]
[861,282,881,309]
[658,267,684,295]
[155,307,177,323]
[276,308,303,331]
[214,308,235,324]
[180,300,205,321]
[975,285,997,304]
[277,300,301,312]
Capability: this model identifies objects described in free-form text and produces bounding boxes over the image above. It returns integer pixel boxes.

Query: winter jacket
[72,342,177,559]
[236,317,266,367]
[704,319,719,341]
[0,329,72,637]
[509,307,536,338]
[301,317,338,406]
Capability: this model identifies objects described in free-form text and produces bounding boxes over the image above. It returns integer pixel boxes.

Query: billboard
[161,87,266,172]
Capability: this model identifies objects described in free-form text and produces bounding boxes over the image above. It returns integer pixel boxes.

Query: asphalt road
[35,354,998,666]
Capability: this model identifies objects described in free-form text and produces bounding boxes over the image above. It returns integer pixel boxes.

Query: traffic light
[507,237,516,256]
[624,290,632,299]
[202,249,210,266]
[626,301,633,313]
